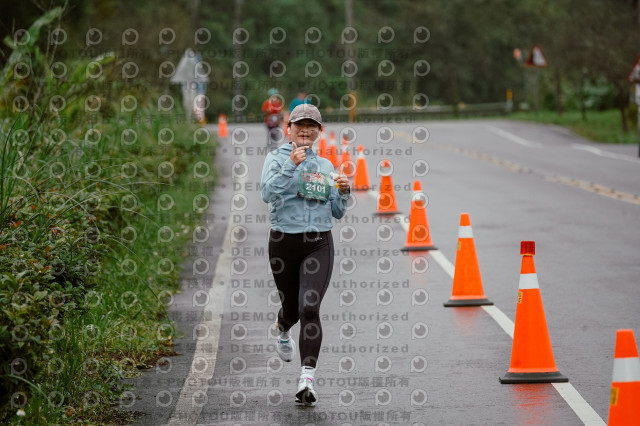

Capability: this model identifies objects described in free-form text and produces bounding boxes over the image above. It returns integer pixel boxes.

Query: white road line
[487,124,638,165]
[571,143,640,164]
[167,145,246,425]
[166,219,231,426]
[427,249,454,278]
[485,125,541,147]
[481,305,514,338]
[367,190,605,425]
[552,383,608,426]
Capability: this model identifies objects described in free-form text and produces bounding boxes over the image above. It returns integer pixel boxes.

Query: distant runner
[261,88,284,146]
[288,90,310,112]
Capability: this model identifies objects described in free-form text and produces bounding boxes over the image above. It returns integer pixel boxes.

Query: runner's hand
[290,142,308,165]
[333,173,350,194]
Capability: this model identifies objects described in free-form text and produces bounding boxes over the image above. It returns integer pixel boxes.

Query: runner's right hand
[290,142,308,165]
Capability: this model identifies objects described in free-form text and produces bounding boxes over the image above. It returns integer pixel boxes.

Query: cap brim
[289,116,322,126]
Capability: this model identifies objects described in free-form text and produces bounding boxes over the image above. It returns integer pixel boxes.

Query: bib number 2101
[297,171,331,202]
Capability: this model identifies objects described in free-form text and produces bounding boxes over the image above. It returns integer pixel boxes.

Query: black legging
[268,230,334,368]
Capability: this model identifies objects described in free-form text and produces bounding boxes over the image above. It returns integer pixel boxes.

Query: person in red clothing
[262,88,284,146]
[262,88,283,118]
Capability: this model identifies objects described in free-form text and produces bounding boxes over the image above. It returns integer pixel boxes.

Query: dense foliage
[0,6,215,424]
[3,0,637,123]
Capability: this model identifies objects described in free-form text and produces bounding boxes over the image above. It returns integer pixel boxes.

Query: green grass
[509,109,638,144]
[0,109,217,424]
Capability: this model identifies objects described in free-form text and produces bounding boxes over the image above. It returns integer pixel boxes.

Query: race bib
[297,171,332,202]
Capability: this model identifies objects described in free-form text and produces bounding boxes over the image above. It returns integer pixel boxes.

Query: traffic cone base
[443,296,493,307]
[401,244,437,251]
[373,211,400,216]
[499,371,568,384]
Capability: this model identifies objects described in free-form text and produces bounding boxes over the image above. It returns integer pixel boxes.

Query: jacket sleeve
[260,154,298,203]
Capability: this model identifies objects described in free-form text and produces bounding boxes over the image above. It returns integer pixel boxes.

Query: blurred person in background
[289,90,310,112]
[262,88,284,146]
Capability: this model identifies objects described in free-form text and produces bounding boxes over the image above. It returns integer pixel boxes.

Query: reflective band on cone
[612,358,640,383]
[518,273,539,290]
[458,225,473,239]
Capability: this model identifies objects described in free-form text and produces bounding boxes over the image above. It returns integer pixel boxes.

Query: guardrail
[321,102,511,122]
[226,102,511,124]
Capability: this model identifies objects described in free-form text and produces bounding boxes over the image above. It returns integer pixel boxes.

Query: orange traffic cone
[444,213,493,307]
[499,241,568,384]
[353,145,370,191]
[608,329,640,425]
[340,137,354,177]
[283,111,290,137]
[217,114,228,138]
[374,159,399,216]
[326,131,339,168]
[317,130,327,158]
[401,181,437,251]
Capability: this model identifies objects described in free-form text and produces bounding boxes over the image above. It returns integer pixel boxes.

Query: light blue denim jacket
[260,142,351,233]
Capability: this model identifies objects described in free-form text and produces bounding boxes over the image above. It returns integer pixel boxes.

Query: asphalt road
[123,119,640,425]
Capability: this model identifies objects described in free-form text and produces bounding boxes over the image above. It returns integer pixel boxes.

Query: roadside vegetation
[0,8,215,424]
[509,74,639,145]
[509,109,638,145]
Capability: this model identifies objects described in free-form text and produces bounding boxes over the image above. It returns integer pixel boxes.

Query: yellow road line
[430,142,532,174]
[544,176,640,205]
[425,139,640,206]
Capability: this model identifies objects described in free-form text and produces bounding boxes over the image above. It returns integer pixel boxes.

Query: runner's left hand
[333,173,350,194]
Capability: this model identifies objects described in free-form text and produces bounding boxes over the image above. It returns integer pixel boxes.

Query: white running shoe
[275,323,296,362]
[295,366,318,406]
